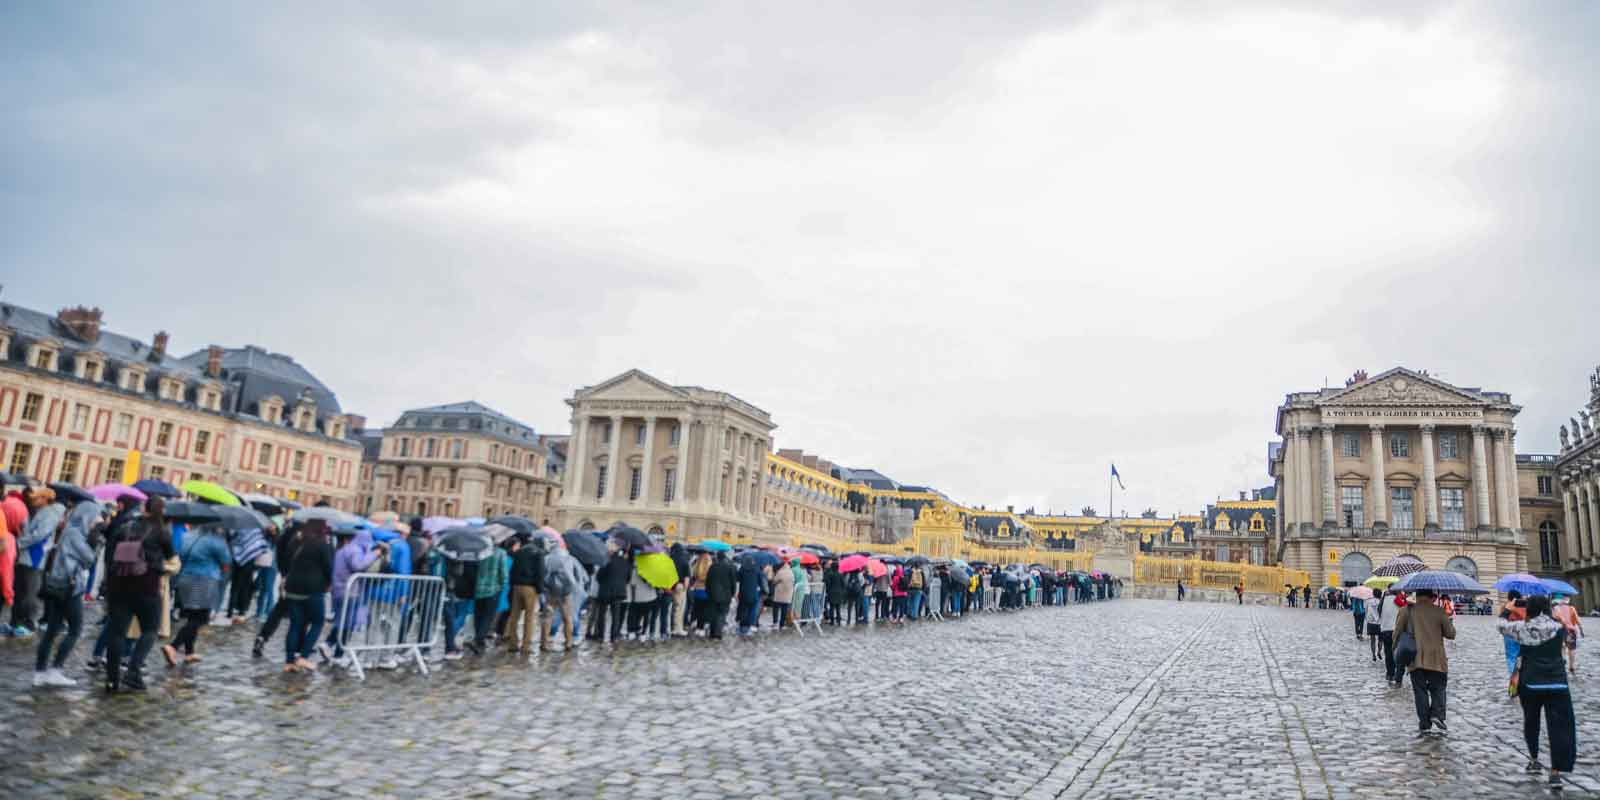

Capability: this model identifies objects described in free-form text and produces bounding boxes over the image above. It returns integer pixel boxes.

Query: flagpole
[1108,466,1113,522]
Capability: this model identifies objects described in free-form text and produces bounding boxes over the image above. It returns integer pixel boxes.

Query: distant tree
[1141,508,1159,519]
[1081,506,1097,517]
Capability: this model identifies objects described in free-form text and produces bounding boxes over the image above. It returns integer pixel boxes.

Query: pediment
[1337,470,1368,482]
[1321,368,1484,407]
[580,369,689,403]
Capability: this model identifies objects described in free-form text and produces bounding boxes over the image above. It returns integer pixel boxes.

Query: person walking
[1499,591,1528,678]
[164,523,231,666]
[102,500,176,692]
[1365,590,1383,661]
[1395,590,1455,736]
[320,528,384,665]
[1551,594,1583,675]
[0,497,15,637]
[31,500,100,687]
[1499,594,1577,790]
[704,551,736,640]
[1234,584,1243,605]
[1350,593,1367,641]
[1379,587,1407,687]
[503,536,543,653]
[278,520,334,673]
[1175,579,1185,602]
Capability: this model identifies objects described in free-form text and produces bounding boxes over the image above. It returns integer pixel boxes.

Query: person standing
[278,520,334,673]
[1351,593,1367,641]
[735,556,764,636]
[539,541,586,651]
[103,500,175,692]
[1395,590,1455,736]
[31,501,100,687]
[13,487,66,638]
[503,536,543,653]
[0,499,15,637]
[164,523,231,666]
[704,552,736,640]
[1365,590,1383,661]
[769,557,795,629]
[1499,594,1576,790]
[669,543,691,637]
[903,563,925,622]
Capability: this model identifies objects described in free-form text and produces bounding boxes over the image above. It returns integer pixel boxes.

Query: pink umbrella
[536,525,566,549]
[839,554,869,573]
[866,558,888,578]
[1348,586,1375,600]
[90,483,147,503]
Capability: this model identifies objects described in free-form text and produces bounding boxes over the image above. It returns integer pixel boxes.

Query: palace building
[0,301,362,507]
[1271,367,1527,589]
[1555,366,1600,608]
[357,401,562,523]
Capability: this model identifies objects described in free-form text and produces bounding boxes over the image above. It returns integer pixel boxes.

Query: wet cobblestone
[2,600,1595,797]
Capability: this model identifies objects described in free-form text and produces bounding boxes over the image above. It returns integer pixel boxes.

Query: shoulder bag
[1393,609,1418,669]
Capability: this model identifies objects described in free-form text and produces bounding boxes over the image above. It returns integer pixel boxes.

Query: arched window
[1444,556,1478,581]
[1339,552,1373,585]
[1539,520,1561,568]
[578,519,595,531]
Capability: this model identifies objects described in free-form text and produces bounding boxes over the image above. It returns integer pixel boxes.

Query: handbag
[1394,614,1418,669]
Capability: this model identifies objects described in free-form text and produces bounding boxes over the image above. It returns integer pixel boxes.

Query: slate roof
[839,467,899,491]
[1,303,201,379]
[391,400,541,448]
[178,345,342,415]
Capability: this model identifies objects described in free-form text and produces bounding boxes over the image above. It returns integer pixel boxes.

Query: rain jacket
[792,564,809,604]
[770,562,795,604]
[177,528,232,581]
[474,549,509,601]
[0,510,13,606]
[824,567,846,604]
[332,530,381,599]
[705,557,737,605]
[736,559,764,600]
[1395,600,1455,674]
[1499,614,1568,689]
[597,552,631,602]
[370,529,412,602]
[626,566,655,604]
[542,549,586,602]
[17,500,66,569]
[43,502,100,595]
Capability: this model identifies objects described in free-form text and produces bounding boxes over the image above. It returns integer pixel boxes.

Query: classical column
[1507,429,1523,537]
[676,416,691,510]
[1297,428,1313,529]
[638,416,657,505]
[1419,424,1439,529]
[1282,430,1297,529]
[603,414,622,503]
[568,416,590,501]
[1471,426,1492,530]
[700,421,717,507]
[1491,429,1511,529]
[1369,424,1387,528]
[1563,485,1582,564]
[1320,425,1337,525]
[1588,474,1600,559]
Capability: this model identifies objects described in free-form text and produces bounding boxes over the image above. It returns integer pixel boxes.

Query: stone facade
[0,302,361,508]
[1556,366,1600,610]
[358,401,560,523]
[1272,367,1526,589]
[1518,454,1564,578]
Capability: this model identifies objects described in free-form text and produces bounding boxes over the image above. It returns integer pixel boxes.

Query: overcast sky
[4,3,1597,517]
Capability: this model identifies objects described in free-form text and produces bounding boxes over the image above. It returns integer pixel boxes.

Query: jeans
[737,594,760,633]
[172,609,209,655]
[443,598,472,653]
[105,591,161,687]
[254,566,277,620]
[905,590,923,621]
[1521,689,1576,772]
[1353,614,1364,637]
[655,594,673,637]
[950,591,963,615]
[770,602,789,627]
[857,594,870,624]
[35,592,84,672]
[1379,631,1397,681]
[1410,668,1448,731]
[228,564,257,617]
[472,596,497,647]
[1504,636,1522,677]
[284,593,326,664]
[11,565,41,630]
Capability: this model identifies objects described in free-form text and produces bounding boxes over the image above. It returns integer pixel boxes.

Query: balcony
[1308,526,1510,544]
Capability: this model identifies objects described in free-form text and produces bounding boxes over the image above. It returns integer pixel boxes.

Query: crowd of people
[0,480,1124,692]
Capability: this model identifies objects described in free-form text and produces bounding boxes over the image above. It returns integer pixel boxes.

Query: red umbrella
[839,554,869,573]
[794,551,820,567]
[866,558,888,578]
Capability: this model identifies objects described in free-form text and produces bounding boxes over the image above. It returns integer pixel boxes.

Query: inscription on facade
[1322,407,1483,421]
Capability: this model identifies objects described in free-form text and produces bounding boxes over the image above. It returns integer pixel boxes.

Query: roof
[2,303,202,379]
[179,344,343,415]
[392,400,540,448]
[838,466,899,491]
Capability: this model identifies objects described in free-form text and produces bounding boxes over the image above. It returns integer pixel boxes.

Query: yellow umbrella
[1364,575,1399,589]
[635,552,679,590]
[181,479,242,506]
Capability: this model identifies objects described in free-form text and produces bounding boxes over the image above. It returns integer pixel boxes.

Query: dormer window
[119,367,147,393]
[328,419,346,439]
[74,354,104,382]
[199,389,222,411]
[0,330,10,359]
[294,406,316,432]
[157,377,185,401]
[259,396,285,424]
[27,344,58,371]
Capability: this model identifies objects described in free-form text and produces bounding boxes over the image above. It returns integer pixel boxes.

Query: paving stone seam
[1018,608,1220,800]
[1251,611,1332,800]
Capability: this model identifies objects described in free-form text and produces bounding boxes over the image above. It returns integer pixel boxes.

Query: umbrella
[609,525,652,552]
[1348,586,1375,600]
[237,492,286,514]
[482,522,519,545]
[367,509,402,528]
[949,566,971,584]
[1542,577,1581,596]
[1364,575,1399,589]
[950,559,969,569]
[463,516,486,526]
[740,550,782,568]
[535,525,566,549]
[280,499,303,511]
[839,554,869,573]
[866,558,888,578]
[181,479,242,506]
[48,482,96,505]
[793,551,821,567]
[699,539,732,552]
[489,515,537,536]
[905,556,930,567]
[294,506,347,524]
[564,530,609,568]
[131,478,181,498]
[421,516,462,535]
[89,483,147,504]
[635,552,679,589]
[1493,572,1550,597]
[209,505,265,531]
[1372,555,1427,578]
[164,501,222,525]
[1394,570,1489,595]
[435,527,496,562]
[800,543,834,557]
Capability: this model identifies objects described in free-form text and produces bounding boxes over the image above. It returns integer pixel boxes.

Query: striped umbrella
[1372,555,1428,577]
[1393,569,1489,595]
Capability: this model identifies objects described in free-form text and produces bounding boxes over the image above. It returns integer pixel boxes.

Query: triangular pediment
[1321,368,1485,407]
[580,369,690,402]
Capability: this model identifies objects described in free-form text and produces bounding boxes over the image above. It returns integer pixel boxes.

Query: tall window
[1337,432,1363,457]
[628,467,642,501]
[1440,487,1466,530]
[669,424,680,446]
[106,458,125,484]
[115,413,133,441]
[1389,433,1409,458]
[1540,520,1561,567]
[194,430,210,456]
[148,465,164,480]
[156,422,173,448]
[58,451,80,483]
[258,442,274,468]
[490,444,500,463]
[8,443,31,475]
[634,424,646,446]
[724,429,733,450]
[1538,475,1554,496]
[325,455,336,480]
[1439,432,1459,459]
[451,439,464,459]
[398,438,411,457]
[663,468,676,503]
[1215,544,1229,561]
[20,392,43,423]
[71,403,90,433]
[424,438,435,458]
[600,421,612,443]
[448,468,458,490]
[595,465,608,499]
[293,450,306,472]
[1390,487,1415,529]
[1341,486,1364,527]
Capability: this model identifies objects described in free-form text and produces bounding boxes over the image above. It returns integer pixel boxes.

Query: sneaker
[316,643,334,662]
[443,650,463,661]
[1526,759,1544,774]
[121,671,147,692]
[375,655,399,670]
[251,638,265,659]
[45,669,77,688]
[1550,773,1564,790]
[85,657,105,671]
[0,623,11,637]
[1433,718,1447,735]
[32,671,50,688]
[11,626,34,639]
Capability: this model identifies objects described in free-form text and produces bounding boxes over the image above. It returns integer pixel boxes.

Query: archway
[1339,552,1373,586]
[578,519,595,531]
[1444,556,1478,581]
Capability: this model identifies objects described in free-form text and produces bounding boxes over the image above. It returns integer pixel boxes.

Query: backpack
[112,523,155,578]
[542,554,576,598]
[908,568,924,590]
[446,557,480,600]
[846,572,863,596]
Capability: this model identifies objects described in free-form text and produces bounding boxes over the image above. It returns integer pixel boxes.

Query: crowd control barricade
[333,573,446,680]
[925,581,943,621]
[792,588,824,636]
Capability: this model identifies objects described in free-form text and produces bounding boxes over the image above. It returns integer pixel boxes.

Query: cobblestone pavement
[3,599,1597,798]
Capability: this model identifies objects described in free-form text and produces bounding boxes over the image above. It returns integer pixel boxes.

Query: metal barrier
[791,588,824,636]
[924,581,943,621]
[332,573,447,680]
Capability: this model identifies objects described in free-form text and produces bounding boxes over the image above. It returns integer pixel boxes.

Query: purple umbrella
[90,483,148,504]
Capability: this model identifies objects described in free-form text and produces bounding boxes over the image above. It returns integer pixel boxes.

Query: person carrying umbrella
[1499,590,1529,679]
[102,497,176,691]
[589,546,630,643]
[503,534,544,654]
[1395,589,1455,736]
[13,486,66,638]
[735,553,765,636]
[704,551,736,640]
[1498,593,1577,790]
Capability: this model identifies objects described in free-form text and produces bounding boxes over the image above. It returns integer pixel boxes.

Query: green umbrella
[635,552,679,590]
[1364,575,1399,589]
[181,479,241,506]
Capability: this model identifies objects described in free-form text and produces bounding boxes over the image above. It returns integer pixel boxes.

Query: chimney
[150,331,169,362]
[205,345,224,378]
[347,414,368,433]
[1239,491,1247,501]
[1007,505,1014,513]
[56,306,103,342]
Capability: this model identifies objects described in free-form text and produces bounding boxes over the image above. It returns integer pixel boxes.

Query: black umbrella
[609,525,652,552]
[164,501,222,525]
[208,505,265,531]
[904,556,930,567]
[489,515,536,536]
[0,471,23,486]
[563,529,609,568]
[799,543,834,557]
[435,527,496,562]
[48,482,96,505]
[280,499,303,510]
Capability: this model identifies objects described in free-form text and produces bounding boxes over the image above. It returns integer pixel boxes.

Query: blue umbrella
[1394,570,1489,595]
[740,550,781,568]
[1542,577,1581,596]
[132,478,182,499]
[699,539,732,552]
[1492,572,1550,596]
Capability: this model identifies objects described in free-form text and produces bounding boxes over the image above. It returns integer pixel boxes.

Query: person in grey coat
[32,500,101,688]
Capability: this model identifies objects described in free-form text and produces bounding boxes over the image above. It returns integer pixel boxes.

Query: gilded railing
[1133,555,1311,594]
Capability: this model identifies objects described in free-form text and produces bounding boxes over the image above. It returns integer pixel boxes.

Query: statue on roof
[1584,410,1595,438]
[1572,418,1584,444]
[1561,424,1572,450]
